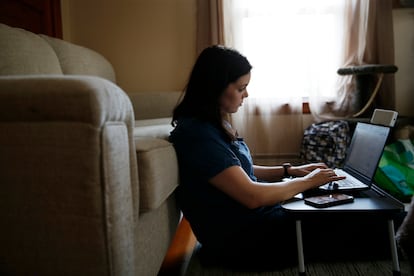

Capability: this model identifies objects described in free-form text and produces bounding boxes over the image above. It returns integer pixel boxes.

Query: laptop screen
[344,122,390,182]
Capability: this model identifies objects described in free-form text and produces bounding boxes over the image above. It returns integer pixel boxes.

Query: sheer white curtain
[316,0,396,119]
[223,0,349,157]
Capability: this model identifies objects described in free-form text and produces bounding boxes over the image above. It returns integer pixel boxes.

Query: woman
[170,45,396,270]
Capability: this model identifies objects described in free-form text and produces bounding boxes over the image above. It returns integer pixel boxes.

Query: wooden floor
[158,217,197,276]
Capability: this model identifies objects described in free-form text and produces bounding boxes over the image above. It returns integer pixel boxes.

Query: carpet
[184,246,412,276]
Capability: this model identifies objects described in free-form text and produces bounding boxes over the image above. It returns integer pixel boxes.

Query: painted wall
[393,8,414,117]
[61,0,196,93]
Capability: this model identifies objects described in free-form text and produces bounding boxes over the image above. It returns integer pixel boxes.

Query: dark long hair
[172,45,252,140]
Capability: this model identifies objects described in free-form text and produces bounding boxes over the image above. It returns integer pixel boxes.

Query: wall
[60,0,196,93]
[393,8,414,117]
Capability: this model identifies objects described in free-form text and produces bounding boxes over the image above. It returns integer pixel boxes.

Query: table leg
[388,219,401,276]
[296,220,306,276]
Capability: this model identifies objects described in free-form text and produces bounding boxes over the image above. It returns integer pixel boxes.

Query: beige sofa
[0,23,181,276]
[130,91,180,139]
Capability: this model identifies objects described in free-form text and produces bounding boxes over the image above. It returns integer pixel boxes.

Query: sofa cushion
[40,35,116,83]
[134,118,174,139]
[135,137,178,212]
[0,23,62,75]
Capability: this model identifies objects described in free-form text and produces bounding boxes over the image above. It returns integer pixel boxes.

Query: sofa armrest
[0,73,139,211]
[0,75,140,274]
[0,75,134,126]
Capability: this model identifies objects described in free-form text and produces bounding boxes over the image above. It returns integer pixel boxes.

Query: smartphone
[304,194,354,208]
[370,109,398,127]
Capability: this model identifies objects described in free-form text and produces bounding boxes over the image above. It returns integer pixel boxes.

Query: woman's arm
[253,163,329,182]
[210,165,344,209]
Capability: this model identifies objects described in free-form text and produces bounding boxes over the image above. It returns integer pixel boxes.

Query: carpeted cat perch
[337,64,398,117]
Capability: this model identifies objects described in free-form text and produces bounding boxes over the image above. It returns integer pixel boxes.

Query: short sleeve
[191,135,241,180]
[170,119,241,181]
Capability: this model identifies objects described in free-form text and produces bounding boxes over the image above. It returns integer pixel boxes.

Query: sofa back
[129,91,181,120]
[0,23,116,82]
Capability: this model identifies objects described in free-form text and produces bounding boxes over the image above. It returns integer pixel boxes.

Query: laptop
[318,122,390,193]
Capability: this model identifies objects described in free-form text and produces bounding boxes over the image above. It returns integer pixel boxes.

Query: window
[226,0,347,101]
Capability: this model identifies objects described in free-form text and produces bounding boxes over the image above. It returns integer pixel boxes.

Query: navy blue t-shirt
[169,118,285,248]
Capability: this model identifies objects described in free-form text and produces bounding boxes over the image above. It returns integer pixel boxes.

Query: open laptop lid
[342,122,390,185]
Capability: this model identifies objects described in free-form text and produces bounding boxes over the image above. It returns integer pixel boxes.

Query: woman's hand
[289,163,329,177]
[302,168,346,189]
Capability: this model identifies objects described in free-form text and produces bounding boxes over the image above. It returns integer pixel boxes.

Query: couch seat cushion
[135,137,178,212]
[134,118,173,139]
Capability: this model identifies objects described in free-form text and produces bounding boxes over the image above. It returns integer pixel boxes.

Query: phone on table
[304,194,354,208]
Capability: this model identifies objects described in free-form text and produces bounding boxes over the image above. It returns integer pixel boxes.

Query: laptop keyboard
[333,169,366,188]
